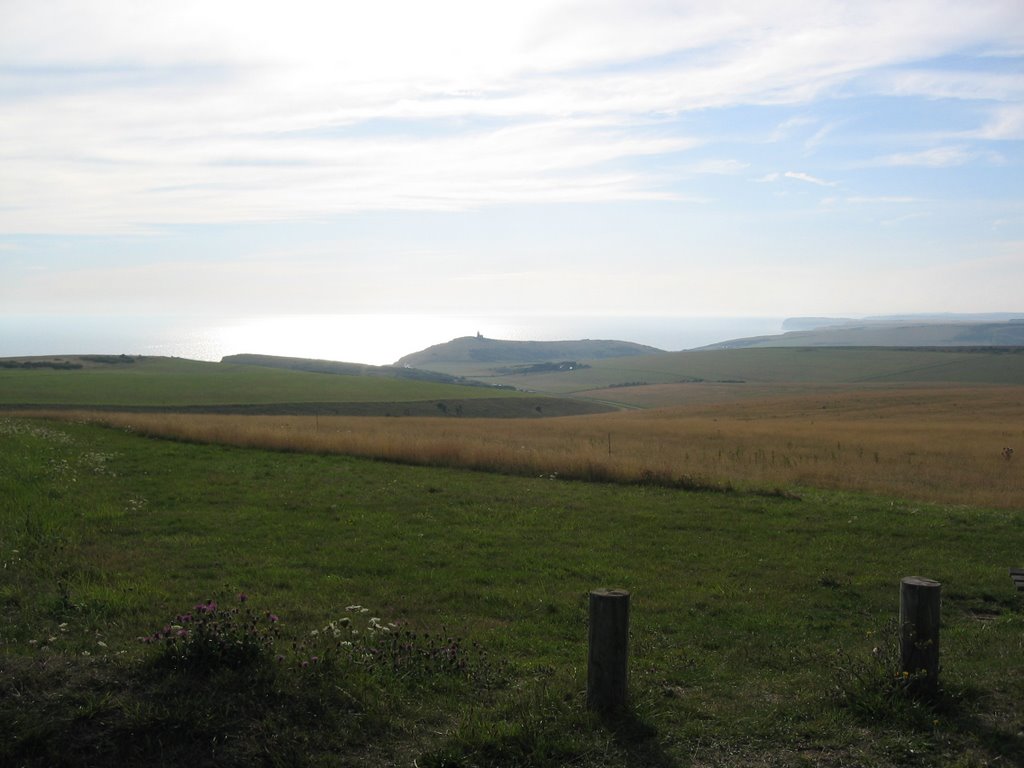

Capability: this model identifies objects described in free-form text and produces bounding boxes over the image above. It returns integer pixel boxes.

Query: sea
[0,314,784,367]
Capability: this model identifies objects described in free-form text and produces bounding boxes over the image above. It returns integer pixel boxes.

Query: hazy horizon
[0,313,793,366]
[2,3,1022,325]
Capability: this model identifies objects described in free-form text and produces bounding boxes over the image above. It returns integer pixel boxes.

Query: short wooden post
[899,576,941,693]
[587,588,630,712]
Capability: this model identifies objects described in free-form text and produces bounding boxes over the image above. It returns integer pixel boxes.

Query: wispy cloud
[845,196,920,204]
[872,146,975,167]
[683,159,749,175]
[973,105,1024,140]
[874,69,1024,102]
[1,0,1021,235]
[784,171,838,187]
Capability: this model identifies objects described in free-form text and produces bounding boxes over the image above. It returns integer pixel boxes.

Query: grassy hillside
[3,416,1022,766]
[221,352,471,385]
[463,347,1024,404]
[0,355,614,416]
[6,348,1023,416]
[703,320,1024,349]
[396,335,664,370]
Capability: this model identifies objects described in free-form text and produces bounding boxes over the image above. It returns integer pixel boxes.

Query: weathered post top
[591,588,630,599]
[901,576,941,589]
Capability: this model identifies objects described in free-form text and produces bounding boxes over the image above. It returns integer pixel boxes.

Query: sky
[2,0,1023,327]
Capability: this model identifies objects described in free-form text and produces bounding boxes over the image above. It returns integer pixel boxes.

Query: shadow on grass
[837,654,1024,765]
[931,683,1024,764]
[599,706,681,768]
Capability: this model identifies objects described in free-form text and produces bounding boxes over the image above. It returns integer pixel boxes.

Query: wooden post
[587,588,630,712]
[899,576,941,693]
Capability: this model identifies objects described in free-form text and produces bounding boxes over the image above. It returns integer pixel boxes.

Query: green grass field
[0,356,525,407]
[0,356,623,418]
[2,416,1022,766]
[6,349,1023,413]
[438,348,1024,402]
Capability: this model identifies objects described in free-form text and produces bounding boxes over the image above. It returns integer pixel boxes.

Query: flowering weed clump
[139,596,504,692]
[291,604,506,689]
[832,623,944,730]
[140,593,280,673]
[364,627,503,687]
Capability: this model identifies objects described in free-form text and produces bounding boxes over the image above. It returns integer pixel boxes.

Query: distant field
[6,350,1023,508]
[6,349,1023,413]
[0,355,620,416]
[34,385,1024,510]
[703,320,1024,349]
[0,356,515,406]
[435,347,1024,404]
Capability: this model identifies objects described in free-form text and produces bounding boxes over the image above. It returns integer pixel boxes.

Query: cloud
[784,171,838,187]
[873,146,975,167]
[756,171,838,186]
[683,159,749,175]
[0,108,699,232]
[1,1,1022,233]
[845,196,920,204]
[874,69,1024,102]
[973,105,1024,140]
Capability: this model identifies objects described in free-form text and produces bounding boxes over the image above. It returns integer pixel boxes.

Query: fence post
[587,588,630,712]
[899,576,941,693]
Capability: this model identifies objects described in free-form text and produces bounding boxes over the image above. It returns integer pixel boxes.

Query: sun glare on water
[210,315,517,366]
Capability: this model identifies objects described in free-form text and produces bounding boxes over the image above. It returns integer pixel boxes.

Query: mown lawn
[1,416,1022,766]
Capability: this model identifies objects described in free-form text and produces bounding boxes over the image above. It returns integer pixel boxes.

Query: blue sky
[2,0,1022,322]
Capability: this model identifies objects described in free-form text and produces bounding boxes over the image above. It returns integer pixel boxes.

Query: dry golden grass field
[33,384,1024,510]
